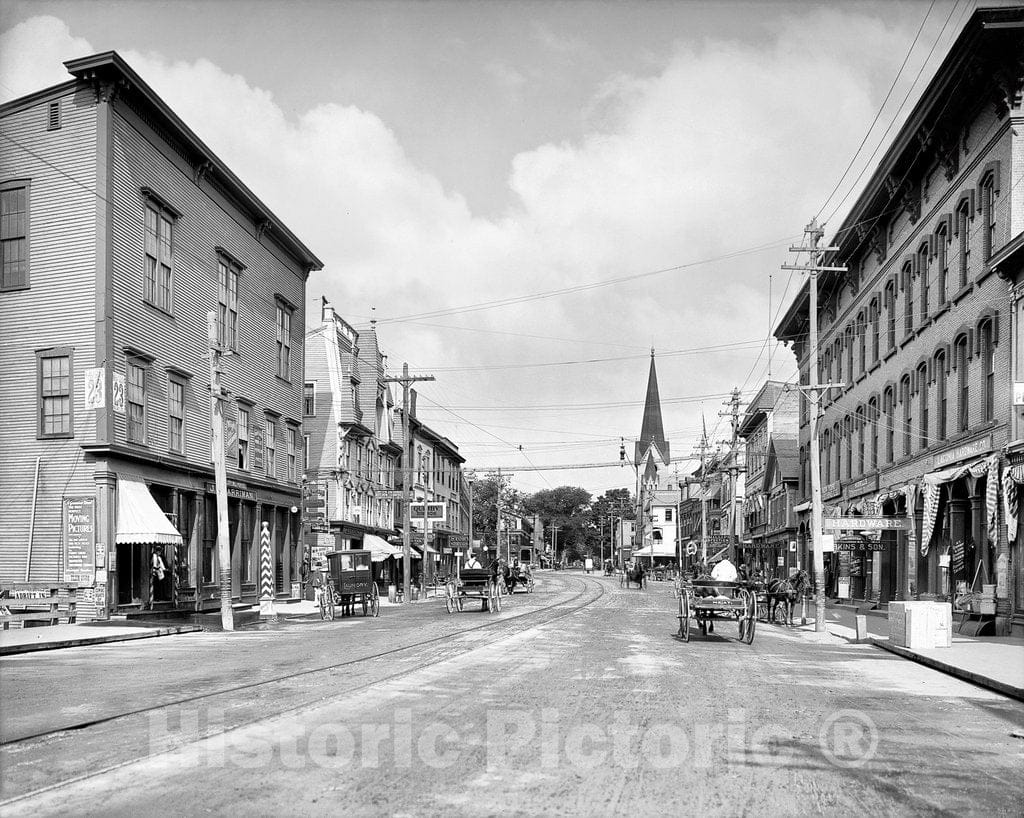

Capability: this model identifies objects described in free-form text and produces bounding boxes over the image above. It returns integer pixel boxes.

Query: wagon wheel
[678,592,690,642]
[445,595,455,613]
[370,583,380,618]
[456,593,464,612]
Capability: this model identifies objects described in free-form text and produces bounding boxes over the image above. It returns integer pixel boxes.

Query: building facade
[776,8,1024,633]
[0,52,321,618]
[303,302,401,568]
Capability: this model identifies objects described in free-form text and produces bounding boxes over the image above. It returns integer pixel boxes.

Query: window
[870,298,880,363]
[833,423,841,483]
[202,496,216,583]
[935,351,947,441]
[1,181,29,290]
[303,382,315,416]
[955,336,969,432]
[901,376,912,457]
[168,376,185,453]
[855,407,865,476]
[664,507,673,522]
[126,361,147,444]
[844,416,852,480]
[883,386,895,464]
[857,312,866,374]
[918,244,929,320]
[980,321,995,422]
[37,350,71,437]
[935,222,949,304]
[822,430,831,486]
[266,418,277,477]
[218,258,239,351]
[237,406,249,469]
[917,363,929,449]
[304,434,311,472]
[884,280,896,351]
[144,203,174,313]
[287,426,298,480]
[845,326,854,383]
[981,174,996,260]
[902,262,914,336]
[868,397,879,471]
[276,304,292,380]
[957,201,971,289]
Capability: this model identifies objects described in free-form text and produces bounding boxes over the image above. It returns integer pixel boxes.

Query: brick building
[775,8,1024,634]
[0,53,321,617]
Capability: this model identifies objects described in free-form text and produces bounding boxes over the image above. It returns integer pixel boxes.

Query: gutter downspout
[26,456,41,581]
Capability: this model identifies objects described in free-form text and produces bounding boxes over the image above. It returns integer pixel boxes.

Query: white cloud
[0,11,911,492]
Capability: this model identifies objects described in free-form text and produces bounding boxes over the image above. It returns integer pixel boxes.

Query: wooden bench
[0,583,77,629]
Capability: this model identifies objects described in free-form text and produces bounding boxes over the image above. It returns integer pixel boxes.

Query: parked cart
[325,550,380,618]
[676,579,756,644]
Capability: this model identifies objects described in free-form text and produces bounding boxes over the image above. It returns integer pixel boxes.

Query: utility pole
[718,387,743,563]
[782,218,846,632]
[693,421,713,567]
[207,311,233,631]
[383,363,435,605]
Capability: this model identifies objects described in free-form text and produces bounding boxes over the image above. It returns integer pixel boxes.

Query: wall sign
[63,496,96,586]
[111,372,126,414]
[84,367,105,409]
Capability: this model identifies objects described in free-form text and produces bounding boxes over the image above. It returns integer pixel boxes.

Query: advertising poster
[63,496,96,586]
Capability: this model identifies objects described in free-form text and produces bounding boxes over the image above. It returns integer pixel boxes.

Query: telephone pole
[383,363,435,605]
[207,312,233,631]
[718,387,743,563]
[782,218,846,632]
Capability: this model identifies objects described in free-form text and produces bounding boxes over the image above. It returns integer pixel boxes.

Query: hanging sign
[409,502,446,521]
[84,367,105,409]
[823,516,910,531]
[952,540,965,576]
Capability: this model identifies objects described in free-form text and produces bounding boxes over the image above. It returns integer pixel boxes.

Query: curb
[0,625,203,656]
[869,637,1024,702]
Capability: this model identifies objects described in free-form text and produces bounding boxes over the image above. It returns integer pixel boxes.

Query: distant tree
[523,486,593,562]
[470,475,524,551]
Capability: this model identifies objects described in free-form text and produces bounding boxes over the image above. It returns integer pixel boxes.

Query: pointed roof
[636,350,670,465]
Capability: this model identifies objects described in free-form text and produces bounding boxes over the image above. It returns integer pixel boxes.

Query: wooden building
[0,52,322,618]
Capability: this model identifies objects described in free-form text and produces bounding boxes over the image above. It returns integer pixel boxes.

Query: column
[970,489,988,588]
[94,471,117,620]
[949,496,968,601]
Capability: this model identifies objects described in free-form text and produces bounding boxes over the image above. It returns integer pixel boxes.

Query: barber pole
[259,521,277,621]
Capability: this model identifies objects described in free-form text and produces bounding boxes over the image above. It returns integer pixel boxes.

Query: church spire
[636,350,670,467]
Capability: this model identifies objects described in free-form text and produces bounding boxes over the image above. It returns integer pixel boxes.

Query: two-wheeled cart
[444,568,502,613]
[676,579,756,644]
[325,549,380,618]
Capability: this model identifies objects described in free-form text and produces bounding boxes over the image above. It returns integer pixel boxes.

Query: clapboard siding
[109,103,306,484]
[0,87,99,581]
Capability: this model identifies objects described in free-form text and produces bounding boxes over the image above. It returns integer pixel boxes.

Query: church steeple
[636,349,670,467]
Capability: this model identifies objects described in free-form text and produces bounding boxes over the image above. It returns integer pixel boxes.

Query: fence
[0,583,77,629]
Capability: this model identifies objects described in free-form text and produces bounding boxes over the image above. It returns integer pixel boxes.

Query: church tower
[636,350,670,489]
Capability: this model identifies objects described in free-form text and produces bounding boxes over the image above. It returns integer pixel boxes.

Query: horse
[766,569,811,626]
[625,562,646,590]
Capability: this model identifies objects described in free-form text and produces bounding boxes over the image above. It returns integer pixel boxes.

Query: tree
[470,475,524,551]
[523,486,593,562]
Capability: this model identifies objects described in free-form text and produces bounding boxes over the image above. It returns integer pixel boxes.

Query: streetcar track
[0,575,606,810]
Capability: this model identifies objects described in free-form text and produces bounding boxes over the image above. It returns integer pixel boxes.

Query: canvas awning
[116,478,182,545]
[363,533,401,562]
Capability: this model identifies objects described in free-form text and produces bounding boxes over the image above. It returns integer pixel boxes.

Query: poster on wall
[63,496,96,586]
[251,423,265,473]
[952,540,965,577]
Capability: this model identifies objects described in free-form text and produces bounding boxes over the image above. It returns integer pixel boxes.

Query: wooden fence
[0,583,77,629]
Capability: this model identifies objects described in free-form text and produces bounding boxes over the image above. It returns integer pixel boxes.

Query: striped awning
[116,478,182,546]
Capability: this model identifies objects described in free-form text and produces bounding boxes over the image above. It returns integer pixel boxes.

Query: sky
[0,0,992,498]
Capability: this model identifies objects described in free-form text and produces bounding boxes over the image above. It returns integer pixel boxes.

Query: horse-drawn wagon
[444,567,502,613]
[676,579,756,644]
[322,549,380,618]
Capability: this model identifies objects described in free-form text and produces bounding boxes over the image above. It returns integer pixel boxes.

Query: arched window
[857,311,866,374]
[833,422,842,483]
[822,429,831,485]
[980,319,995,421]
[855,406,865,476]
[883,386,895,464]
[917,362,929,449]
[843,415,853,480]
[957,200,971,288]
[845,325,854,385]
[981,172,996,260]
[870,297,880,363]
[868,396,879,471]
[935,349,947,441]
[955,335,969,432]
[884,280,897,351]
[935,221,949,304]
[918,243,930,320]
[902,261,914,336]
[901,374,913,457]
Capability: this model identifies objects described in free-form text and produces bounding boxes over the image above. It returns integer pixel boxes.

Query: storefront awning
[116,478,182,546]
[363,533,401,562]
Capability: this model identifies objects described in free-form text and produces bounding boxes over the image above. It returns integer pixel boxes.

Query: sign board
[111,372,126,414]
[84,367,105,409]
[1015,383,1024,406]
[63,496,96,585]
[225,417,238,464]
[409,502,446,521]
[822,480,842,500]
[837,578,851,598]
[836,538,885,552]
[822,516,910,531]
[448,533,470,548]
[952,540,965,576]
[997,553,1008,597]
[821,534,835,553]
[250,423,265,473]
[931,434,993,470]
[704,534,733,545]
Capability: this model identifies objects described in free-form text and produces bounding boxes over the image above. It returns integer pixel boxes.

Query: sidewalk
[804,603,1024,702]
[0,620,202,656]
